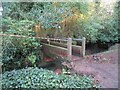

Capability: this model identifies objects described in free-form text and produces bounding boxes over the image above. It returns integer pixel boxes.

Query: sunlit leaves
[2,1,119,43]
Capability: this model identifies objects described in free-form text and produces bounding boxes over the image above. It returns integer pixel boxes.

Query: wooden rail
[41,37,86,60]
[0,34,86,60]
[42,43,68,58]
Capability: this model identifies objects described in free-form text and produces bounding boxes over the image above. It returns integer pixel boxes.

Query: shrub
[1,18,41,71]
[1,67,99,88]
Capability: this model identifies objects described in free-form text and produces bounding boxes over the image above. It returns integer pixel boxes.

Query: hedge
[1,67,99,88]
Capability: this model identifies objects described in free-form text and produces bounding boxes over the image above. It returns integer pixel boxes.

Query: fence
[40,37,86,60]
[0,34,86,61]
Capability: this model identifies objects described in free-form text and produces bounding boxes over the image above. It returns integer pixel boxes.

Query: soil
[2,41,119,88]
[70,49,119,88]
[43,43,119,88]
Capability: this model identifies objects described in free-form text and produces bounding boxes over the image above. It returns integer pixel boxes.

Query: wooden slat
[72,45,82,54]
[42,43,68,58]
[0,34,86,58]
[82,37,86,57]
[50,41,67,48]
[49,41,82,54]
[72,38,82,41]
[67,38,72,61]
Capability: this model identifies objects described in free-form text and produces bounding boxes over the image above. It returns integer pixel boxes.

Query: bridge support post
[82,37,86,57]
[67,38,72,61]
[47,38,50,44]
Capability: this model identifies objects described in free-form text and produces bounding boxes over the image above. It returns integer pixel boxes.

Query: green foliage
[27,54,37,65]
[75,2,119,43]
[2,2,119,43]
[29,2,72,28]
[72,1,89,14]
[76,19,102,42]
[2,18,41,66]
[2,2,119,44]
[97,19,118,43]
[2,2,34,20]
[2,2,72,29]
[1,67,99,88]
[96,2,119,43]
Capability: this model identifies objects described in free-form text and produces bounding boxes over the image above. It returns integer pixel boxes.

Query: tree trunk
[0,2,3,90]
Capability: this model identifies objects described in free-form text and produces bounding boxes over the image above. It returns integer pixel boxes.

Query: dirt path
[71,49,118,88]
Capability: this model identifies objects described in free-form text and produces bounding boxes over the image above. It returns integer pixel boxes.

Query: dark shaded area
[85,42,116,55]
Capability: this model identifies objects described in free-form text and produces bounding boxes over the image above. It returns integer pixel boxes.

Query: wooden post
[47,38,50,44]
[60,39,61,43]
[82,37,86,57]
[67,38,72,60]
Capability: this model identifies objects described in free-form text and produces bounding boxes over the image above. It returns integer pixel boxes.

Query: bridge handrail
[0,34,86,59]
[0,34,82,42]
[72,38,82,41]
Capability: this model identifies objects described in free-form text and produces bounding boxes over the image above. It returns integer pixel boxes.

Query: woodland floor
[71,49,119,88]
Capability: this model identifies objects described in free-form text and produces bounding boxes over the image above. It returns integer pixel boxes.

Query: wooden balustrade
[0,33,86,60]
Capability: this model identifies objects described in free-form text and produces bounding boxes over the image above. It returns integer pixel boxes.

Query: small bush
[1,67,99,88]
[1,18,42,71]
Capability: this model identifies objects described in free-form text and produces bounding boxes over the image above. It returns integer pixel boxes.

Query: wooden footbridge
[41,37,86,61]
[0,34,86,61]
